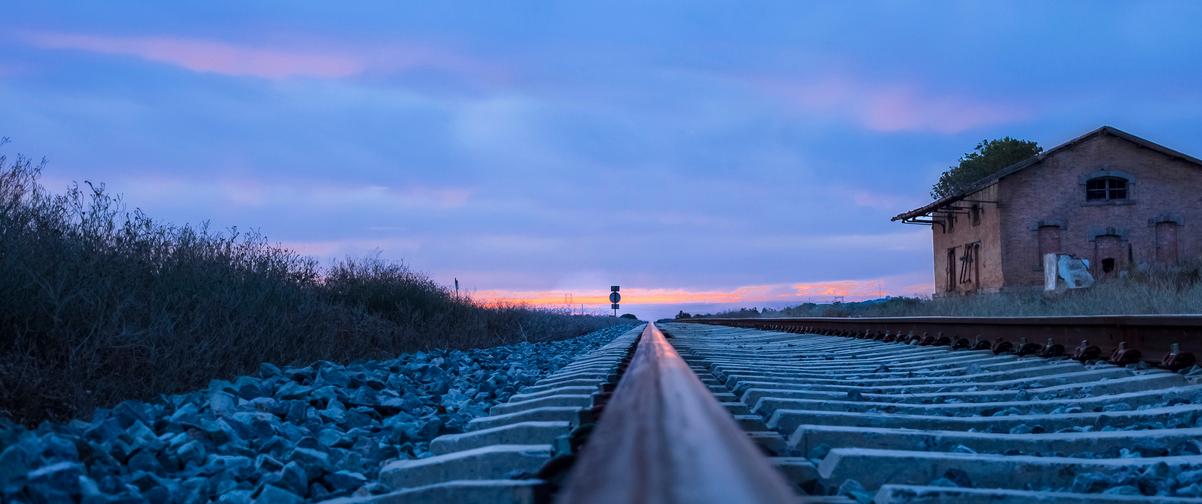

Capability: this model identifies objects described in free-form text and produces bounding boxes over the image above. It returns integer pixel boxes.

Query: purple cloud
[20,31,365,78]
[754,75,1032,134]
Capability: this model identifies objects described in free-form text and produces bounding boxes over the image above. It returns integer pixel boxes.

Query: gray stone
[317,428,345,448]
[324,470,367,491]
[226,412,277,440]
[201,455,254,478]
[0,443,33,486]
[27,461,85,494]
[259,362,284,378]
[282,401,307,423]
[348,388,379,407]
[279,461,308,496]
[210,391,238,417]
[177,440,205,466]
[255,453,285,472]
[168,403,201,425]
[284,365,314,382]
[316,367,350,388]
[274,382,313,400]
[84,417,124,441]
[127,449,162,473]
[311,386,338,405]
[248,397,277,413]
[837,479,874,504]
[290,447,331,475]
[194,418,236,445]
[113,400,153,428]
[218,489,254,504]
[235,376,266,400]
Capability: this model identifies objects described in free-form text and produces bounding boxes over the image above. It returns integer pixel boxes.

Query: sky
[3,2,1202,320]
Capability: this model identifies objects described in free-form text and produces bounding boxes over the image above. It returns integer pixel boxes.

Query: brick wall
[997,133,1202,287]
[932,184,1005,294]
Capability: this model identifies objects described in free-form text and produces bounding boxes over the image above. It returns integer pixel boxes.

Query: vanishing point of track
[360,318,1202,503]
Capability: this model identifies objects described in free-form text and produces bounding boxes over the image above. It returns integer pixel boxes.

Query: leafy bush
[930,137,1041,199]
[0,141,631,424]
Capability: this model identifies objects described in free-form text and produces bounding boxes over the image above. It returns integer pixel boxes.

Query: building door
[958,242,980,292]
[1155,222,1179,264]
[1093,235,1124,279]
[1037,225,1062,268]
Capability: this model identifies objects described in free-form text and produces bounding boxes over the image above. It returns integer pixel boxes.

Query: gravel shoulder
[0,323,637,503]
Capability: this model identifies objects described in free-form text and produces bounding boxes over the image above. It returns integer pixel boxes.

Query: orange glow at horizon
[472,278,930,309]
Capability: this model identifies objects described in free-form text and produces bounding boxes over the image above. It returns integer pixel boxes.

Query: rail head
[698,314,1202,327]
[557,322,796,504]
[685,315,1202,370]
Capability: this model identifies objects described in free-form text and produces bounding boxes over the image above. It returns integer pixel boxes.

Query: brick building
[893,126,1202,294]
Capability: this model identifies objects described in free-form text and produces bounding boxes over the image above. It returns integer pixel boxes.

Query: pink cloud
[754,75,1030,134]
[19,31,507,83]
[21,31,364,79]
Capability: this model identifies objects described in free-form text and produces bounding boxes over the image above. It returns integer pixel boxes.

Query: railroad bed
[661,321,1202,502]
[336,321,1202,503]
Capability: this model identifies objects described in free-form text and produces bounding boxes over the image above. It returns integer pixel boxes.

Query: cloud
[472,273,932,309]
[280,237,425,258]
[117,175,472,210]
[739,230,931,253]
[848,188,924,212]
[17,31,507,83]
[20,31,364,79]
[753,75,1031,134]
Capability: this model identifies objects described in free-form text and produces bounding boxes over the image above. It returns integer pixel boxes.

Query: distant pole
[454,278,459,299]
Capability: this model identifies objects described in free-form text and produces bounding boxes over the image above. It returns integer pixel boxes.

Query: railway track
[340,319,1202,503]
[661,321,1202,502]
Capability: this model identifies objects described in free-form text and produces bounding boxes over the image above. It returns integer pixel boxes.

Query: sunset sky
[4,2,1202,320]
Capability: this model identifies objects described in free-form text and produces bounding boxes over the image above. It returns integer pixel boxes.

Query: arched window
[1086,176,1128,201]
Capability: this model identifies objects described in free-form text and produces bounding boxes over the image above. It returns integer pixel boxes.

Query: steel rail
[686,315,1202,370]
[556,323,797,504]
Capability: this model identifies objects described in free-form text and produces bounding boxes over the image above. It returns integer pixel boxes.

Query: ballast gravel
[0,323,636,503]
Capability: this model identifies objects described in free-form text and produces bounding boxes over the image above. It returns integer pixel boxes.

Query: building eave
[890,125,1202,223]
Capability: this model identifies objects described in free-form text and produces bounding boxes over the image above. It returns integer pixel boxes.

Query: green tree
[931,137,1042,199]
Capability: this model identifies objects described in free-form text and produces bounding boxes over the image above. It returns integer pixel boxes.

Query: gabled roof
[891,126,1202,222]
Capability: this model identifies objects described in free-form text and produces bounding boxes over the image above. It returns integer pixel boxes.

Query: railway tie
[335,320,1202,503]
[661,321,1202,502]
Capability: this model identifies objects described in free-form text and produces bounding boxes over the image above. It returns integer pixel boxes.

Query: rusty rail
[557,323,796,504]
[685,315,1202,370]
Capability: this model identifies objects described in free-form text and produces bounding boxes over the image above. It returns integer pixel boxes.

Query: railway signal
[609,285,620,316]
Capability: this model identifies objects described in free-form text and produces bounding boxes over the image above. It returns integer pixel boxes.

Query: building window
[1086,176,1128,201]
[970,204,981,226]
[945,247,956,292]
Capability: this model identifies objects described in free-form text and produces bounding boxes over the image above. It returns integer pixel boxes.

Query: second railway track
[659,320,1202,502]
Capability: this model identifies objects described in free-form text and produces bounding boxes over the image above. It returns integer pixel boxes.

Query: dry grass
[0,142,631,424]
[699,267,1202,319]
